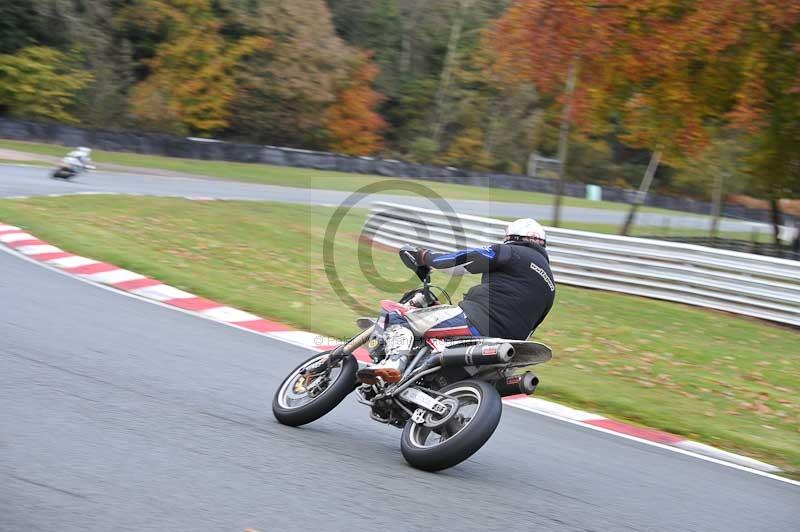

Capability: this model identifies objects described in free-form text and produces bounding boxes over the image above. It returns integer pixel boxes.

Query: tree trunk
[552,61,578,228]
[769,197,782,247]
[431,0,474,145]
[399,0,422,75]
[710,172,724,240]
[483,96,500,155]
[620,150,662,235]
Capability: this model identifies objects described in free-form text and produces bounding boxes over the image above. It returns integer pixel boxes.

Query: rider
[357,218,556,384]
[61,147,95,171]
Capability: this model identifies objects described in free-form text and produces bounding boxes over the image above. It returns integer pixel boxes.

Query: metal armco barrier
[364,202,800,327]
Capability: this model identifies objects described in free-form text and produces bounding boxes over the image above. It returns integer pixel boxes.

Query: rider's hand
[399,245,428,270]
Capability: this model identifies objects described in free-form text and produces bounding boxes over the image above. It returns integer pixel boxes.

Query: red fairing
[426,338,446,351]
[425,326,472,338]
[380,300,408,315]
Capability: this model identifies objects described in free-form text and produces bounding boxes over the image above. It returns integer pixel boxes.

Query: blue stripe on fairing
[432,315,470,329]
[386,312,408,326]
[431,246,495,266]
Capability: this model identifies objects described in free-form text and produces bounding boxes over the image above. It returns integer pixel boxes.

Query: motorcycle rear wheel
[400,379,502,471]
[272,351,358,427]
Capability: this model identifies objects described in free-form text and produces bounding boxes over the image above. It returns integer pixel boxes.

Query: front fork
[337,325,374,359]
[305,325,374,375]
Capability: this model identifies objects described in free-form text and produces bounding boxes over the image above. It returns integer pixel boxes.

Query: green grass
[0,194,797,473]
[0,138,709,216]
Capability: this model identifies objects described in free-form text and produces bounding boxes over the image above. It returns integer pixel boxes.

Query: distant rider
[358,218,556,384]
[61,147,95,171]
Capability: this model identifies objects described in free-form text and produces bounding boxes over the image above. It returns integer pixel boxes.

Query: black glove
[399,245,429,270]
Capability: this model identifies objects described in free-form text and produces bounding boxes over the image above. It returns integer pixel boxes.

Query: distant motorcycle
[272,265,552,471]
[51,147,95,180]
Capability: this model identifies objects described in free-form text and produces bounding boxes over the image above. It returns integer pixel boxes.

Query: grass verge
[0,195,797,472]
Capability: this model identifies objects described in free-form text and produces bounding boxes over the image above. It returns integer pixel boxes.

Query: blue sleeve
[423,244,509,274]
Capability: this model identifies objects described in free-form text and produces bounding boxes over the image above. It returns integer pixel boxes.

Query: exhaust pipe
[493,371,539,397]
[432,342,515,368]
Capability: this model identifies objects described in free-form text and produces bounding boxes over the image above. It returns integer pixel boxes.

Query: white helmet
[505,218,546,246]
[77,147,92,156]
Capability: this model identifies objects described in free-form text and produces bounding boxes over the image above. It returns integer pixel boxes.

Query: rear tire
[272,352,358,427]
[400,380,502,471]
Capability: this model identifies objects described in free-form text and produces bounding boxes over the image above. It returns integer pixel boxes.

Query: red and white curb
[0,222,789,479]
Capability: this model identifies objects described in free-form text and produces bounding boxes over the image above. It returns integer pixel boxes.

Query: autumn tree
[489,1,737,232]
[695,0,800,244]
[609,0,800,240]
[432,43,542,173]
[0,46,92,123]
[327,58,386,155]
[71,1,136,127]
[228,0,365,148]
[487,0,628,225]
[328,1,512,160]
[124,0,269,135]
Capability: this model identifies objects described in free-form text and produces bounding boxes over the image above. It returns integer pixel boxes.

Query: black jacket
[422,242,555,340]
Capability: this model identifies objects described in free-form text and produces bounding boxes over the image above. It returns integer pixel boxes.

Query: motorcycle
[272,264,552,471]
[51,159,94,180]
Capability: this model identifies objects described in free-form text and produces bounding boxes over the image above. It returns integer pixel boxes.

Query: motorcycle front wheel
[401,380,502,471]
[272,351,358,427]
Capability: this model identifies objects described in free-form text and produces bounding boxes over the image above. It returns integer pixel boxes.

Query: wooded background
[0,0,798,216]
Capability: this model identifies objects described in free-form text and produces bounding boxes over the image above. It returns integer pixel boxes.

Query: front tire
[401,380,502,471]
[272,351,358,427]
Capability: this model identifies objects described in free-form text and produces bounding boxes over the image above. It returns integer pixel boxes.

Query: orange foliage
[486,0,751,157]
[489,0,800,162]
[678,0,800,135]
[327,59,386,156]
[128,0,269,135]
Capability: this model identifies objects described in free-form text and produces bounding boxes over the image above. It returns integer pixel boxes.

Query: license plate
[399,388,445,413]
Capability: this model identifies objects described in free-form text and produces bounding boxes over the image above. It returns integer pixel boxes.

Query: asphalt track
[0,163,770,232]
[2,247,798,531]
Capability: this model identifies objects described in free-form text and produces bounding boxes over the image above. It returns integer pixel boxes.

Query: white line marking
[129,284,196,301]
[200,306,260,323]
[80,269,144,284]
[0,232,34,243]
[503,396,605,422]
[269,330,324,346]
[16,244,62,256]
[46,255,98,268]
[674,440,781,473]
[0,242,795,487]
